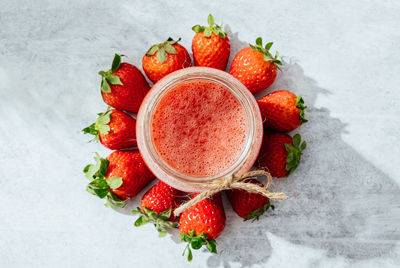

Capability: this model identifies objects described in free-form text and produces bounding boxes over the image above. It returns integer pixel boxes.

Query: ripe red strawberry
[258,90,307,132]
[256,133,306,178]
[99,54,150,113]
[84,150,154,207]
[229,37,282,94]
[179,194,226,261]
[82,109,137,150]
[131,181,185,236]
[142,38,191,83]
[191,14,230,70]
[227,179,274,221]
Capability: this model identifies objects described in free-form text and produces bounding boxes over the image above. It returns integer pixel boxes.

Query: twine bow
[173,169,286,217]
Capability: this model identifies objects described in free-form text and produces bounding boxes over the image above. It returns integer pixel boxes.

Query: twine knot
[173,169,286,217]
[220,175,234,189]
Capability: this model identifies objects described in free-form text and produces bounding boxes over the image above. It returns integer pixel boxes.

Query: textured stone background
[1,0,399,267]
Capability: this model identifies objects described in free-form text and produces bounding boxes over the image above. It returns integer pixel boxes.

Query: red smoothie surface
[151,80,247,176]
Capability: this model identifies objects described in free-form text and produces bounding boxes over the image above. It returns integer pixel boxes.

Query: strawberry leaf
[106,177,123,189]
[97,124,109,134]
[111,53,123,72]
[214,29,226,38]
[207,14,215,26]
[164,43,177,54]
[249,44,258,51]
[83,153,108,180]
[101,77,111,93]
[82,123,98,136]
[256,37,263,46]
[146,37,181,63]
[131,209,141,215]
[105,192,127,208]
[95,110,111,135]
[192,24,204,33]
[244,202,275,222]
[284,134,306,174]
[86,184,97,195]
[98,159,109,177]
[301,141,307,150]
[192,14,227,39]
[111,55,120,72]
[293,133,301,147]
[131,207,178,237]
[284,143,292,153]
[180,233,190,242]
[84,153,127,208]
[204,28,212,37]
[99,54,124,93]
[159,207,173,220]
[191,239,203,249]
[187,248,193,262]
[146,45,159,56]
[206,240,217,253]
[265,42,273,50]
[156,225,168,237]
[250,37,282,66]
[98,70,108,77]
[163,221,178,228]
[275,59,283,66]
[83,164,96,180]
[263,54,274,62]
[87,186,109,198]
[180,231,217,262]
[93,188,109,198]
[156,47,168,63]
[134,215,149,226]
[106,74,123,85]
[296,96,308,123]
[89,177,108,188]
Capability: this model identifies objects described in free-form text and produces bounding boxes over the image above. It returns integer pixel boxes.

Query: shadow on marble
[109,25,399,266]
[204,27,400,267]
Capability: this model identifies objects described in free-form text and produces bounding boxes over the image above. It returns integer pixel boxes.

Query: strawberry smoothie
[137,67,263,192]
[151,80,247,176]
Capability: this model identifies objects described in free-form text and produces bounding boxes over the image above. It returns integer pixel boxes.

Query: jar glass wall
[137,67,263,192]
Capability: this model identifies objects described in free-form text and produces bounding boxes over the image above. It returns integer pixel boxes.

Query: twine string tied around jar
[173,169,286,217]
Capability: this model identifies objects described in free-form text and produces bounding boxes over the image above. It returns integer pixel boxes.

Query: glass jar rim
[137,67,263,192]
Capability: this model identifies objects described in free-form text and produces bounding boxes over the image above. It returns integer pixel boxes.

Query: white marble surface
[1,0,400,267]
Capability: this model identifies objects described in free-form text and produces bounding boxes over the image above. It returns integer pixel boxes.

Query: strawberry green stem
[82,108,112,142]
[180,231,217,262]
[98,54,124,93]
[131,207,178,237]
[83,153,126,208]
[284,134,307,174]
[296,96,308,123]
[244,202,275,222]
[192,14,227,38]
[249,37,282,65]
[145,37,181,63]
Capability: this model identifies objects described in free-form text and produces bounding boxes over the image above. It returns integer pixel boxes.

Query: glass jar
[136,67,263,192]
